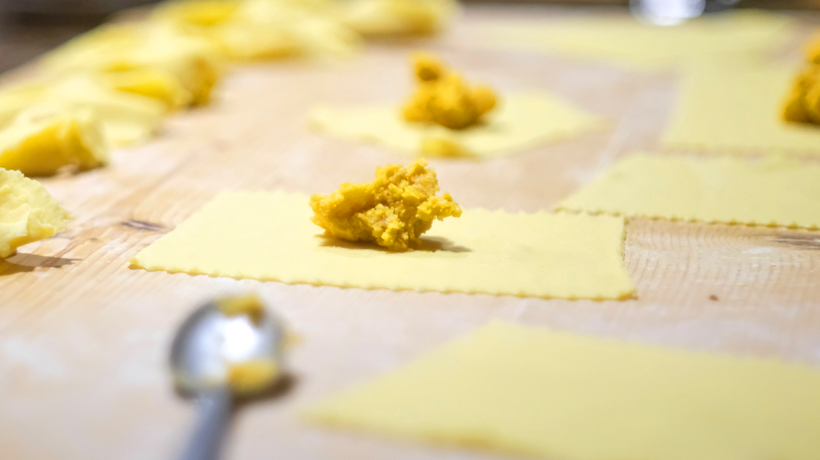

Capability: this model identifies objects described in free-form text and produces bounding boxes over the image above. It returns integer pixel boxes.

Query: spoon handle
[179,387,232,460]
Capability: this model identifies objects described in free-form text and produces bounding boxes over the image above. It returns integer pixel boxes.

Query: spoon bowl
[171,300,284,396]
[170,296,285,460]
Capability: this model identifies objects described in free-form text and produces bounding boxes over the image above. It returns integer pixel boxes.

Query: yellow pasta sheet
[306,321,820,460]
[480,10,790,71]
[556,153,820,229]
[662,66,820,154]
[309,92,604,159]
[131,191,634,300]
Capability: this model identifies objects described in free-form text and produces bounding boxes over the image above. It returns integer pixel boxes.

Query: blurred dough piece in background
[0,103,108,177]
[0,168,71,258]
[338,0,458,37]
[0,76,164,147]
[41,21,222,108]
[152,0,362,61]
[45,76,166,146]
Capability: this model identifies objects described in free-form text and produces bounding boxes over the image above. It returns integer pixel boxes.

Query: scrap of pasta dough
[42,22,222,109]
[0,103,109,177]
[131,191,634,300]
[662,66,820,154]
[556,153,820,229]
[402,52,497,130]
[310,159,461,251]
[338,0,457,37]
[153,0,297,61]
[0,76,166,147]
[153,0,241,27]
[48,77,167,146]
[255,0,362,59]
[100,68,191,112]
[153,0,361,61]
[306,321,820,460]
[0,168,71,258]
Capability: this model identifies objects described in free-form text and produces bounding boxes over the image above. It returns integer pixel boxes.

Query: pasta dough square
[479,11,791,71]
[662,67,820,154]
[306,321,820,460]
[556,153,820,229]
[131,191,634,300]
[309,92,604,159]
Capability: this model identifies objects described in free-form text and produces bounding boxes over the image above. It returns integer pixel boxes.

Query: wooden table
[1,5,819,460]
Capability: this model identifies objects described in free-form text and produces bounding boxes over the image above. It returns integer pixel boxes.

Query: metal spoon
[170,297,285,460]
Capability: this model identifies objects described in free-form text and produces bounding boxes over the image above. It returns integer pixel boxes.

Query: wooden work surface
[2,5,820,460]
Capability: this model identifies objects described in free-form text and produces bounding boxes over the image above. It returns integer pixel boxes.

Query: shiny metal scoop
[630,0,705,25]
[170,297,285,460]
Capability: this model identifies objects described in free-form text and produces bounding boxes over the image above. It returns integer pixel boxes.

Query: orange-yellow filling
[402,52,498,130]
[310,158,461,251]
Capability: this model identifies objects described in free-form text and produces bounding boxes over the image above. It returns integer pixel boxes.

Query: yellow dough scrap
[131,191,634,300]
[236,0,361,60]
[0,76,166,147]
[310,159,461,251]
[43,22,222,109]
[339,0,457,37]
[556,153,820,229]
[306,321,820,460]
[154,0,360,61]
[217,293,265,324]
[0,168,71,258]
[0,103,108,177]
[49,77,167,146]
[402,53,498,130]
[208,21,302,61]
[282,13,362,60]
[154,0,284,61]
[101,68,190,111]
[153,0,241,28]
[227,360,280,395]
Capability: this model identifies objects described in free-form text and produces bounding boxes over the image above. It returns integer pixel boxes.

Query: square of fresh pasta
[131,191,635,300]
[662,67,820,154]
[309,92,605,159]
[306,321,820,460]
[476,10,792,71]
[556,153,820,229]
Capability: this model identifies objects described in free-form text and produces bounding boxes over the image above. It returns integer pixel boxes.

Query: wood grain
[1,5,819,460]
